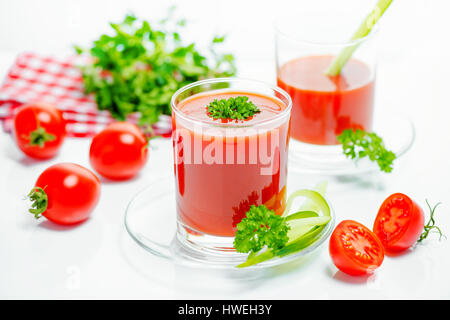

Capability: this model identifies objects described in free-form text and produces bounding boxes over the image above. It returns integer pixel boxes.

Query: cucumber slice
[236,182,332,268]
[299,181,328,213]
[277,226,325,257]
[236,250,275,268]
[287,216,331,241]
[283,189,330,218]
[285,211,319,221]
[236,222,330,268]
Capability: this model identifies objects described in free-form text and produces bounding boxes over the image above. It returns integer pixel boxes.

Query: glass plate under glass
[289,113,415,175]
[124,176,335,270]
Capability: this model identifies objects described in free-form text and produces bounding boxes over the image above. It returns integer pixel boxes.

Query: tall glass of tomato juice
[275,17,377,147]
[171,78,292,253]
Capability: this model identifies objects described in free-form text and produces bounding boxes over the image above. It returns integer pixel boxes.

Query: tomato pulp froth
[277,55,375,145]
[172,90,290,237]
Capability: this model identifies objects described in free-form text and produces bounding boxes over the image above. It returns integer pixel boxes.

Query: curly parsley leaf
[75,12,236,126]
[234,205,290,254]
[337,129,396,173]
[207,96,260,121]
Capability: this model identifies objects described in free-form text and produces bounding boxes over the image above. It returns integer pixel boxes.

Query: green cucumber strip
[285,211,319,222]
[287,216,331,241]
[298,181,328,214]
[236,225,325,268]
[325,0,393,76]
[282,189,331,218]
[237,250,275,268]
[313,181,328,197]
[277,225,325,257]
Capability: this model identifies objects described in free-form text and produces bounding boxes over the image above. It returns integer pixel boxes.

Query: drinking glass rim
[273,20,379,47]
[171,77,292,128]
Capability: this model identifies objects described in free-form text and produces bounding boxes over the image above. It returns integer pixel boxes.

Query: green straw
[325,0,393,77]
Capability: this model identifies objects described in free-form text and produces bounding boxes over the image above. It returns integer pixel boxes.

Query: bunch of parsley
[75,12,236,125]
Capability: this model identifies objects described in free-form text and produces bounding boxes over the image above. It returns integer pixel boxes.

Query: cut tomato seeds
[373,193,425,253]
[330,220,384,276]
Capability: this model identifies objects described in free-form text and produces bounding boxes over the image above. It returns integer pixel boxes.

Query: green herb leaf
[212,35,225,43]
[234,205,290,254]
[75,11,236,125]
[337,129,396,173]
[27,187,48,219]
[207,96,260,120]
[417,200,445,243]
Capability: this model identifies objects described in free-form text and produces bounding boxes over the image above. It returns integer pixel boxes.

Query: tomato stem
[27,187,48,219]
[417,200,445,243]
[28,126,56,147]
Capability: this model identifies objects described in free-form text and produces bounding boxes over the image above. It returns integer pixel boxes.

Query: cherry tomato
[89,122,148,180]
[13,102,66,159]
[28,163,101,225]
[329,220,384,276]
[373,193,425,253]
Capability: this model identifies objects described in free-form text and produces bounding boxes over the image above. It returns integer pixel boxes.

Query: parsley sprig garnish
[207,96,260,121]
[75,10,236,125]
[234,205,289,254]
[337,129,396,173]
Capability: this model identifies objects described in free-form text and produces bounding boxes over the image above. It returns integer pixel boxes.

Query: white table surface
[1,0,450,299]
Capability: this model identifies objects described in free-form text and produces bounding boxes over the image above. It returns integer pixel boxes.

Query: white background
[1,0,450,299]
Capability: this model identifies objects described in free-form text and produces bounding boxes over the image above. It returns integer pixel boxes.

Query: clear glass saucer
[124,176,335,270]
[289,113,415,175]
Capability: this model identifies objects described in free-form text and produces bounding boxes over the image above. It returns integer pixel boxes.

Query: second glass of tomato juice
[275,14,377,163]
[171,78,292,254]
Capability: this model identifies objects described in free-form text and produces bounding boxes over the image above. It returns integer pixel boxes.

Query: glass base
[177,221,236,254]
[289,113,415,175]
[124,176,335,269]
[173,224,249,267]
[176,221,245,256]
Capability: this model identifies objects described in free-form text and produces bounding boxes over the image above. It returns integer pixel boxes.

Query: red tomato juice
[172,91,290,237]
[277,55,374,145]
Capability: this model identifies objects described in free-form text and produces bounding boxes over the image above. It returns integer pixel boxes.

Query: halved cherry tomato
[329,220,384,276]
[13,102,66,159]
[89,122,148,180]
[373,193,424,253]
[28,163,101,225]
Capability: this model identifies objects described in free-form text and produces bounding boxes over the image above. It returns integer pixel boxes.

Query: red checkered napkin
[0,52,172,138]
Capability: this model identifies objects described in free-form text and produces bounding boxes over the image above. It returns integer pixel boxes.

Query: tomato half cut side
[373,193,424,253]
[329,220,384,276]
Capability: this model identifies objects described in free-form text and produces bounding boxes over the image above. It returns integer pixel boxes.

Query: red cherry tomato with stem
[372,193,444,253]
[28,163,101,225]
[13,103,66,159]
[89,122,149,180]
[329,220,384,276]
